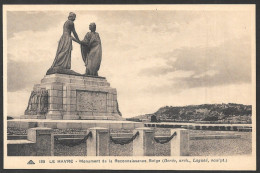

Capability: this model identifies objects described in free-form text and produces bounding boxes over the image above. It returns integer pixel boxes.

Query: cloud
[140,36,252,91]
[7,58,49,92]
[7,11,65,39]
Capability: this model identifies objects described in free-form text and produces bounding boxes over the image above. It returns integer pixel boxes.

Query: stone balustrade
[7,127,190,156]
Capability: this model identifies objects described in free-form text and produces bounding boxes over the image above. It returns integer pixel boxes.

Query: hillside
[130,103,252,123]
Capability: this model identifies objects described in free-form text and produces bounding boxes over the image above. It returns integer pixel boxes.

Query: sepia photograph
[3,4,256,170]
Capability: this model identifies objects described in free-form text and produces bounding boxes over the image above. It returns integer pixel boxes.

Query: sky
[5,6,255,118]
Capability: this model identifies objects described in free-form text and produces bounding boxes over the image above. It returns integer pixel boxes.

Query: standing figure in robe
[49,12,80,71]
[81,23,102,76]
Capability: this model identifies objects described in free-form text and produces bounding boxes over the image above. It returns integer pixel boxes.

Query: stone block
[57,90,63,97]
[113,105,118,113]
[44,122,58,129]
[57,122,68,129]
[108,88,117,94]
[63,98,69,104]
[134,122,144,128]
[66,91,71,98]
[66,122,82,129]
[91,87,104,93]
[48,97,62,104]
[63,114,79,120]
[107,106,113,113]
[102,82,109,86]
[65,85,72,91]
[49,103,62,110]
[93,112,105,117]
[68,74,78,79]
[51,84,63,90]
[71,85,85,91]
[112,113,122,118]
[19,121,38,129]
[133,127,155,156]
[27,127,53,156]
[122,123,135,130]
[113,94,117,101]
[80,116,96,120]
[87,127,109,156]
[95,123,110,128]
[49,89,58,97]
[107,93,113,101]
[70,78,84,84]
[63,91,67,97]
[94,116,111,120]
[90,81,96,86]
[24,74,122,120]
[91,87,99,91]
[63,104,67,111]
[81,122,97,129]
[70,98,76,105]
[7,142,36,156]
[67,90,76,98]
[56,77,70,83]
[37,122,45,127]
[82,86,93,91]
[67,104,77,112]
[79,111,93,116]
[106,100,112,106]
[84,81,91,86]
[109,123,123,129]
[46,111,62,120]
[170,129,189,156]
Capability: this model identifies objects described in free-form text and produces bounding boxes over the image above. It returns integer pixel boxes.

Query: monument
[23,13,122,120]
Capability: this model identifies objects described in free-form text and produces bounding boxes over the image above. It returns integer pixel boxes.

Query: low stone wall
[7,127,189,156]
[7,128,252,156]
[8,119,144,130]
[7,140,36,156]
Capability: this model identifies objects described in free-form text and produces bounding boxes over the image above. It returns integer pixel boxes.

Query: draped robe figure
[47,12,80,75]
[51,20,74,69]
[81,31,102,76]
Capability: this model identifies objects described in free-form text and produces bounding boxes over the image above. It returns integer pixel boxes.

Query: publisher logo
[27,160,35,165]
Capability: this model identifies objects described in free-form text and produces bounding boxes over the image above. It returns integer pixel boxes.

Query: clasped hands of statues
[71,37,87,46]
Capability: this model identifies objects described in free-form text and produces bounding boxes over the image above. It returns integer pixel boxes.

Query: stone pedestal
[133,127,155,156]
[87,127,109,156]
[27,127,53,156]
[23,74,122,120]
[170,128,189,156]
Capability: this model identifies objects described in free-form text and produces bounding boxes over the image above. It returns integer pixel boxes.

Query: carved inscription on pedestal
[76,91,107,112]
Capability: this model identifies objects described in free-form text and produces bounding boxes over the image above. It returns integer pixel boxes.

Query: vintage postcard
[3,4,256,170]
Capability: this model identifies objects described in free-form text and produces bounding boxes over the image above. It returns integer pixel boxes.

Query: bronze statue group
[49,12,102,76]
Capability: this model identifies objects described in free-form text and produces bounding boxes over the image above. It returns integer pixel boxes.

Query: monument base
[23,73,123,120]
[46,111,63,120]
